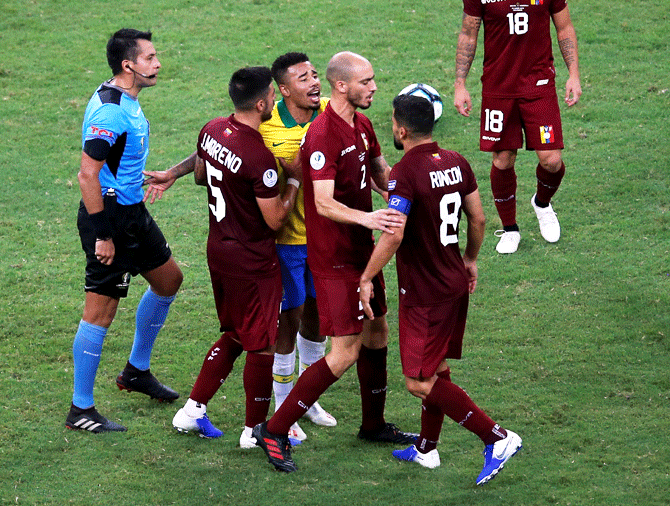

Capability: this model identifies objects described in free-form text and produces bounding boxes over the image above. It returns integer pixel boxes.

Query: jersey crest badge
[361,132,369,151]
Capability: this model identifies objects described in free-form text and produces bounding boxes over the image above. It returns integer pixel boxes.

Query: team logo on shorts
[310,151,326,171]
[540,125,555,144]
[263,169,278,187]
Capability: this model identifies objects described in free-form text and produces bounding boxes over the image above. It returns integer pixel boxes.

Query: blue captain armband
[388,195,412,215]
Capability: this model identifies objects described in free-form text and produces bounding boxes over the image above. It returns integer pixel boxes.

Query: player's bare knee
[537,151,563,172]
[404,377,432,399]
[492,150,516,169]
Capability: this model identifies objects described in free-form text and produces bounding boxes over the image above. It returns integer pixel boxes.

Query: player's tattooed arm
[455,14,481,83]
[454,13,481,117]
[558,37,577,69]
[370,156,391,202]
[553,6,581,106]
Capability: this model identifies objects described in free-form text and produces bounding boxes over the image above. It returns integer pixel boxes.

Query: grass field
[1,0,669,504]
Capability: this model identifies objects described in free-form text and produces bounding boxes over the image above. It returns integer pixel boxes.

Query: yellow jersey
[259,97,329,245]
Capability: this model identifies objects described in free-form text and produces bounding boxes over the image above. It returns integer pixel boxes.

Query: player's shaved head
[326,51,371,86]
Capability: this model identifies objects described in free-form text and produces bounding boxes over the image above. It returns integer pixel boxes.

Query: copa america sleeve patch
[388,195,412,215]
[388,179,397,191]
[310,151,326,170]
[263,169,278,187]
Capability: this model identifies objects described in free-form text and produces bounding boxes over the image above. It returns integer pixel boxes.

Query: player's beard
[261,104,273,122]
[393,133,403,151]
[348,89,372,110]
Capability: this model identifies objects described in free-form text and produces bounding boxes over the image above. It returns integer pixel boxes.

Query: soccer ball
[397,83,443,122]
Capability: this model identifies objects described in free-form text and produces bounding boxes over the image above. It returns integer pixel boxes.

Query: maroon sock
[490,164,518,228]
[267,357,338,435]
[536,162,565,205]
[425,377,506,445]
[416,399,444,453]
[357,345,388,432]
[189,333,243,405]
[243,352,274,428]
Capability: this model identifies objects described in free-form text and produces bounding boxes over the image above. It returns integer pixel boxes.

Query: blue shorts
[276,244,316,311]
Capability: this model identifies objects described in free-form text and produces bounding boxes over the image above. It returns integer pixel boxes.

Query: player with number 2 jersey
[301,101,382,278]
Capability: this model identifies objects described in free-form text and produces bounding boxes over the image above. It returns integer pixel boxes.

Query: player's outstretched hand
[462,256,478,294]
[365,208,404,233]
[142,170,176,204]
[454,85,472,117]
[565,76,582,106]
[277,156,303,184]
[359,277,375,320]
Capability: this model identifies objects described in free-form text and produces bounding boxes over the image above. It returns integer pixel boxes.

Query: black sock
[534,195,550,208]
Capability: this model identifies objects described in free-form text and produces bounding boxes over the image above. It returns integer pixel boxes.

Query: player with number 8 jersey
[390,135,477,311]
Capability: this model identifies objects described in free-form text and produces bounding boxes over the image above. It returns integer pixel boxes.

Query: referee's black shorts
[77,198,172,299]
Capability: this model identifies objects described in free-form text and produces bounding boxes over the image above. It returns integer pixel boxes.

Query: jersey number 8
[440,192,462,246]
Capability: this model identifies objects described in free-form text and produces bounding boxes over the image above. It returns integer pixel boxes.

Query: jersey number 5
[440,192,462,246]
[206,160,226,222]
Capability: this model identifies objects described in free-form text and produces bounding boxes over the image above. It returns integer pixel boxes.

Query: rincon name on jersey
[429,166,463,188]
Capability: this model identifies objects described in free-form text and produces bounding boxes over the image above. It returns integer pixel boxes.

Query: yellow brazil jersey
[259,97,329,245]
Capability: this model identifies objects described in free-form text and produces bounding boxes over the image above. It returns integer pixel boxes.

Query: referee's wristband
[89,211,113,240]
[287,178,300,189]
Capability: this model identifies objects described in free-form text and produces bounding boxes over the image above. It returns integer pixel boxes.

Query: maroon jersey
[464,0,567,98]
[300,102,382,277]
[388,142,477,306]
[197,115,280,278]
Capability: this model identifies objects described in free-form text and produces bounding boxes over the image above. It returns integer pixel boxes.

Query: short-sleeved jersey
[387,142,478,306]
[300,102,382,277]
[463,0,568,99]
[259,98,329,245]
[81,82,150,205]
[197,115,280,279]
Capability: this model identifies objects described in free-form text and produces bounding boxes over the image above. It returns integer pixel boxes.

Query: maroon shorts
[479,94,564,152]
[398,296,469,378]
[209,270,282,352]
[313,272,387,337]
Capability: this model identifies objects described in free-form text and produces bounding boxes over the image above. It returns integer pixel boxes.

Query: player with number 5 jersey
[168,67,301,441]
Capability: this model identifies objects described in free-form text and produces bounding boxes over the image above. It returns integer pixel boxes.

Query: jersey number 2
[206,160,226,222]
[440,192,462,246]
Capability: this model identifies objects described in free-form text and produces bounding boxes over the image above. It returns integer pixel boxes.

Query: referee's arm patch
[388,195,412,215]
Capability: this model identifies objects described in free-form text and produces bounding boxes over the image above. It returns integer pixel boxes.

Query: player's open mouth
[308,89,320,102]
